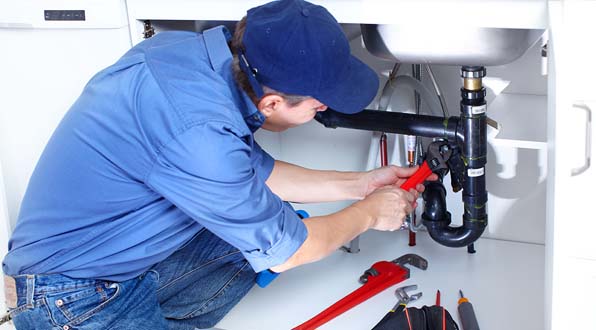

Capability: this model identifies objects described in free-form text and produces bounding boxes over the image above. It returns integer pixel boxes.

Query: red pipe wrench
[293,254,428,330]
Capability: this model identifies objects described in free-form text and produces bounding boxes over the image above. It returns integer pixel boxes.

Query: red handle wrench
[293,254,428,330]
[400,141,452,191]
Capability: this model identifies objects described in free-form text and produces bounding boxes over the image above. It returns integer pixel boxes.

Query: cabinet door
[547,1,596,330]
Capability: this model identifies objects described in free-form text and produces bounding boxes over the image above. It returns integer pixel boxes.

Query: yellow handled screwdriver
[458,290,480,330]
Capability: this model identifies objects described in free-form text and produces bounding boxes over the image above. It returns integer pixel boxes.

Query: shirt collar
[203,25,266,133]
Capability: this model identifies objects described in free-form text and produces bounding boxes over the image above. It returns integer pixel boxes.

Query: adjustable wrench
[292,254,428,330]
[399,141,452,230]
[400,141,452,191]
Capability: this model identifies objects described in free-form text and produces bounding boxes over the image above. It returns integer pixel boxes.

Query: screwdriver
[458,290,480,330]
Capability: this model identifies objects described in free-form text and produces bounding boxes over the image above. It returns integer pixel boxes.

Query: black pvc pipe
[315,110,460,143]
[313,79,488,249]
[421,70,488,249]
[422,181,485,248]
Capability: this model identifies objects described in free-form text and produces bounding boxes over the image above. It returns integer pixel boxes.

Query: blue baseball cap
[240,0,379,114]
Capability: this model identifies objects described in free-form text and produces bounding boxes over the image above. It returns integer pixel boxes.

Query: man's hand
[362,165,438,198]
[271,184,419,272]
[351,185,417,231]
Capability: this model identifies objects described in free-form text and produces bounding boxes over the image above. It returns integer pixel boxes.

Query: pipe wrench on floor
[293,254,428,330]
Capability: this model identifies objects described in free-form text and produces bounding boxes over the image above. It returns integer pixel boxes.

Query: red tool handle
[400,161,432,191]
[293,261,409,330]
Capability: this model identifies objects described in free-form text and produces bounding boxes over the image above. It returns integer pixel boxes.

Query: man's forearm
[265,160,366,203]
[270,204,373,273]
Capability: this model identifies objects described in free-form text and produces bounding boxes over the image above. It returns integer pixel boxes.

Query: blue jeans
[8,228,257,329]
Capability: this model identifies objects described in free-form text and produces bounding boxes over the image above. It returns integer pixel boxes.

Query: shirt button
[63,325,70,330]
[253,115,259,120]
[55,299,64,307]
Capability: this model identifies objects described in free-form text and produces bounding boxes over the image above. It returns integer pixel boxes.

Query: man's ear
[257,94,284,118]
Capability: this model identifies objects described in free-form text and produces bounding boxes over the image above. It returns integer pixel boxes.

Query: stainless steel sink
[361,24,545,66]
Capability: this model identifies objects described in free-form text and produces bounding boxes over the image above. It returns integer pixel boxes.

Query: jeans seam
[61,282,122,327]
[181,261,249,320]
[42,296,61,328]
[8,300,41,319]
[36,281,98,295]
[156,250,241,293]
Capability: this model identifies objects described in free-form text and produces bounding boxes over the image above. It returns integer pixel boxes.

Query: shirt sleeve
[250,140,275,183]
[146,121,307,272]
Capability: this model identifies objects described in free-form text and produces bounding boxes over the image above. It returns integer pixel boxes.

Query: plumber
[2,1,429,329]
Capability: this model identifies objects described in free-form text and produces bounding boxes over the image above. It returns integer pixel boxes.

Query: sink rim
[361,24,545,66]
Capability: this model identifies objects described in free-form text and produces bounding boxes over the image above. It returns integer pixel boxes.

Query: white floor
[218,230,545,330]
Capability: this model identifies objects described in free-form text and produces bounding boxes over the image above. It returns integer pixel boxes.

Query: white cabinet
[546,1,596,329]
[0,0,131,229]
[0,2,130,327]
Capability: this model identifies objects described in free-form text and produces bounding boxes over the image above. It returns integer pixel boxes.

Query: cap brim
[313,55,379,114]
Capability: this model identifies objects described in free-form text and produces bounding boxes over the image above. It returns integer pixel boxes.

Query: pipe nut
[460,66,486,78]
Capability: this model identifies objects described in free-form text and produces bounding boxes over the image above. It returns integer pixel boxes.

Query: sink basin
[361,24,545,66]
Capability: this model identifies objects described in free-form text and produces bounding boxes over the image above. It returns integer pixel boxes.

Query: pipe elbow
[424,221,486,248]
[422,181,448,221]
[422,181,487,248]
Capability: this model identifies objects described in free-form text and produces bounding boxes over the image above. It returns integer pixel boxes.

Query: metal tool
[292,254,428,330]
[400,140,451,192]
[400,141,452,231]
[371,285,422,329]
[391,284,423,314]
[458,290,480,330]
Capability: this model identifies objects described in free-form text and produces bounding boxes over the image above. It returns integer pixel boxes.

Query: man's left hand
[362,165,438,198]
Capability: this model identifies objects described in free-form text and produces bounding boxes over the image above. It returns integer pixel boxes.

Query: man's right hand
[351,186,418,231]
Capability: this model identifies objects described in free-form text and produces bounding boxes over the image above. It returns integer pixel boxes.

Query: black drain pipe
[315,110,461,143]
[314,66,488,249]
[422,66,488,248]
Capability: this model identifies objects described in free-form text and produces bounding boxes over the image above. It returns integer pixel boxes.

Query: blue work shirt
[3,26,308,281]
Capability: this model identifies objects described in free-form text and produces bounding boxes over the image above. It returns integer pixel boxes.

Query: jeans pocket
[44,281,121,326]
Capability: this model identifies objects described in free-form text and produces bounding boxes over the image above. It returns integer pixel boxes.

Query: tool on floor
[256,210,309,288]
[372,287,458,330]
[292,254,428,330]
[372,284,421,329]
[372,305,459,330]
[392,285,422,314]
[458,290,480,330]
[393,285,422,313]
